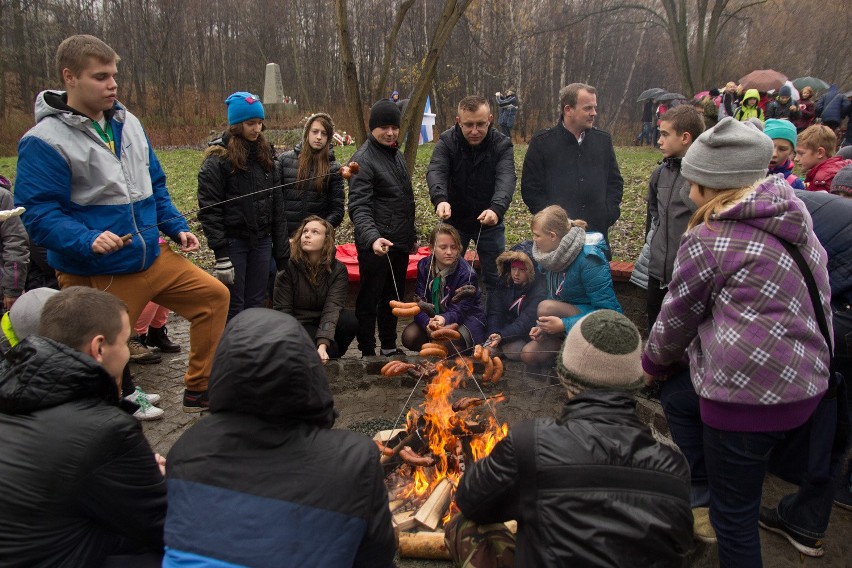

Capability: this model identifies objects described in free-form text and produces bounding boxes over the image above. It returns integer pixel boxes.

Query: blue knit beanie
[226,92,265,125]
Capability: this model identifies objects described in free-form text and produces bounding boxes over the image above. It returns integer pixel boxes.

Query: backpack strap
[778,239,836,398]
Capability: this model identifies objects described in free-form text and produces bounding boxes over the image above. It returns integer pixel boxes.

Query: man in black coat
[521,83,624,256]
[447,310,693,567]
[347,100,417,357]
[427,95,516,291]
[0,287,167,567]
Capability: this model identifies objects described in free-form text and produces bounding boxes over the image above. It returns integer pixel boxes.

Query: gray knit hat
[302,112,334,144]
[681,116,773,189]
[555,309,644,394]
[831,164,852,198]
[8,288,59,341]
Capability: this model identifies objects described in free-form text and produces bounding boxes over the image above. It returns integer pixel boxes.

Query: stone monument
[263,63,284,105]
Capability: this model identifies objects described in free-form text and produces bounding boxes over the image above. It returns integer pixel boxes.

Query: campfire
[374,358,508,555]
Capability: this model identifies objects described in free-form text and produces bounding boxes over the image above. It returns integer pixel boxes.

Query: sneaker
[124,386,161,406]
[129,336,161,364]
[692,507,717,544]
[183,389,209,413]
[145,325,181,353]
[759,506,824,557]
[131,390,164,421]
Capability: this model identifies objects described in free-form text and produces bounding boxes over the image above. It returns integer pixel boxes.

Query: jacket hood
[743,89,761,104]
[712,175,812,246]
[302,112,335,142]
[34,89,124,126]
[496,242,536,283]
[0,336,119,414]
[207,308,336,427]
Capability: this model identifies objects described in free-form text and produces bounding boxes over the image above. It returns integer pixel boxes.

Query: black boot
[146,325,181,353]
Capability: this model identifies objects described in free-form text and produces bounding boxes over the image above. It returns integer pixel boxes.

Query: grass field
[0,143,660,267]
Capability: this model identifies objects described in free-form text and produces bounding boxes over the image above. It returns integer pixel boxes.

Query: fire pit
[373,358,510,559]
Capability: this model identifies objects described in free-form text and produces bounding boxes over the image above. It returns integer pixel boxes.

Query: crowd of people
[0,33,850,567]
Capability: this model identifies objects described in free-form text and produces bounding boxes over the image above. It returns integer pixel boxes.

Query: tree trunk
[335,0,368,144]
[371,0,417,102]
[401,0,474,173]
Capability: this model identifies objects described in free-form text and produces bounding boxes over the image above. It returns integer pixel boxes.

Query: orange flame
[393,358,508,516]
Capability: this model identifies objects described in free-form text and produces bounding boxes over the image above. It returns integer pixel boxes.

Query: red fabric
[335,243,431,282]
[805,156,852,191]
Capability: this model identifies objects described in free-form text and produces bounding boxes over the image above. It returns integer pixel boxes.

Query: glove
[214,257,235,286]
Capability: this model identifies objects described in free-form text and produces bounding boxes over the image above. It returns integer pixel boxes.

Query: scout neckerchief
[92,118,115,154]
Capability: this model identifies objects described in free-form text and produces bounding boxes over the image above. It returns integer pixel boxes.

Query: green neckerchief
[1,312,20,348]
[429,262,457,315]
[91,119,116,155]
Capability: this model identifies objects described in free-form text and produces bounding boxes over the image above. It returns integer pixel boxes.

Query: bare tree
[334,0,367,143]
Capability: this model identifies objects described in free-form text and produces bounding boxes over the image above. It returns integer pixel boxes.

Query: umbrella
[694,90,710,100]
[656,92,686,102]
[792,76,830,92]
[738,69,787,92]
[637,88,666,102]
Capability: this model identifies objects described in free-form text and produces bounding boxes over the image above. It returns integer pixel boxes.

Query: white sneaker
[133,404,165,421]
[125,387,161,406]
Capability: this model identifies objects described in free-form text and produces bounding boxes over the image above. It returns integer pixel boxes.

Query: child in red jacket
[796,125,852,190]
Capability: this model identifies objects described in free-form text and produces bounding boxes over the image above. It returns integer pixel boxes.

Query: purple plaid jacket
[642,176,832,432]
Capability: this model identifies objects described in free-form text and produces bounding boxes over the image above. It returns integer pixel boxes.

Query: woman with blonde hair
[521,205,621,366]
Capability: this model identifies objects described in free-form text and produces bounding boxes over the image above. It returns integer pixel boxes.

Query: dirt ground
[136,314,852,567]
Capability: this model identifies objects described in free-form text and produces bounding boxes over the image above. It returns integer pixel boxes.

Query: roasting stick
[118,162,360,242]
[447,340,500,423]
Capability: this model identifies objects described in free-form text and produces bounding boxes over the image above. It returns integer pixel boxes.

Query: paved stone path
[134,314,852,567]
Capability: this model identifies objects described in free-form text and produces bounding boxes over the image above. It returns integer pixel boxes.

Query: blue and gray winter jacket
[15,90,188,276]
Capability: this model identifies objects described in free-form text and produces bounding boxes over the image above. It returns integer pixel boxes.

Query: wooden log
[393,510,417,532]
[398,531,451,560]
[413,478,452,531]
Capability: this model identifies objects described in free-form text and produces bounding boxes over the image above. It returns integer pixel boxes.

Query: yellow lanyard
[92,120,115,154]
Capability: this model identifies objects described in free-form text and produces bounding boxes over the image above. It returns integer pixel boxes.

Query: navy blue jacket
[795,190,852,306]
[164,310,395,567]
[413,257,487,344]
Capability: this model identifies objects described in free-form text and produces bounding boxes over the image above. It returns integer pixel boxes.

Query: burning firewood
[413,477,453,531]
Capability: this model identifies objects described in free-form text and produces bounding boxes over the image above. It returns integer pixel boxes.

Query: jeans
[704,389,840,568]
[646,276,668,332]
[455,222,505,292]
[355,248,408,353]
[704,426,784,567]
[659,369,709,507]
[227,236,273,320]
[499,124,512,138]
[636,122,654,145]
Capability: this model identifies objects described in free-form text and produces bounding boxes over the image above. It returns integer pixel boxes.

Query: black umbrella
[637,88,666,102]
[656,92,687,102]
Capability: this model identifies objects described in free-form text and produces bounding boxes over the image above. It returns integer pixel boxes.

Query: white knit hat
[555,309,644,393]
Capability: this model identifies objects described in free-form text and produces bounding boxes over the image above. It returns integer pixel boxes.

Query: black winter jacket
[347,136,416,252]
[521,121,624,243]
[273,258,349,347]
[197,133,289,266]
[276,144,345,230]
[0,337,166,567]
[795,190,852,306]
[456,390,693,567]
[164,309,395,567]
[426,125,516,233]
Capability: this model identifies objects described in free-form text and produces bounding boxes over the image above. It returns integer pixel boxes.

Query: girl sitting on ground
[401,225,486,353]
[522,205,622,366]
[273,216,357,363]
[486,242,545,360]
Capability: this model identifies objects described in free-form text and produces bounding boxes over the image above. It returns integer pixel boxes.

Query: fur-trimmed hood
[496,245,535,283]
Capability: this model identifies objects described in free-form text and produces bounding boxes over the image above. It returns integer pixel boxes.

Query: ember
[375,358,508,542]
